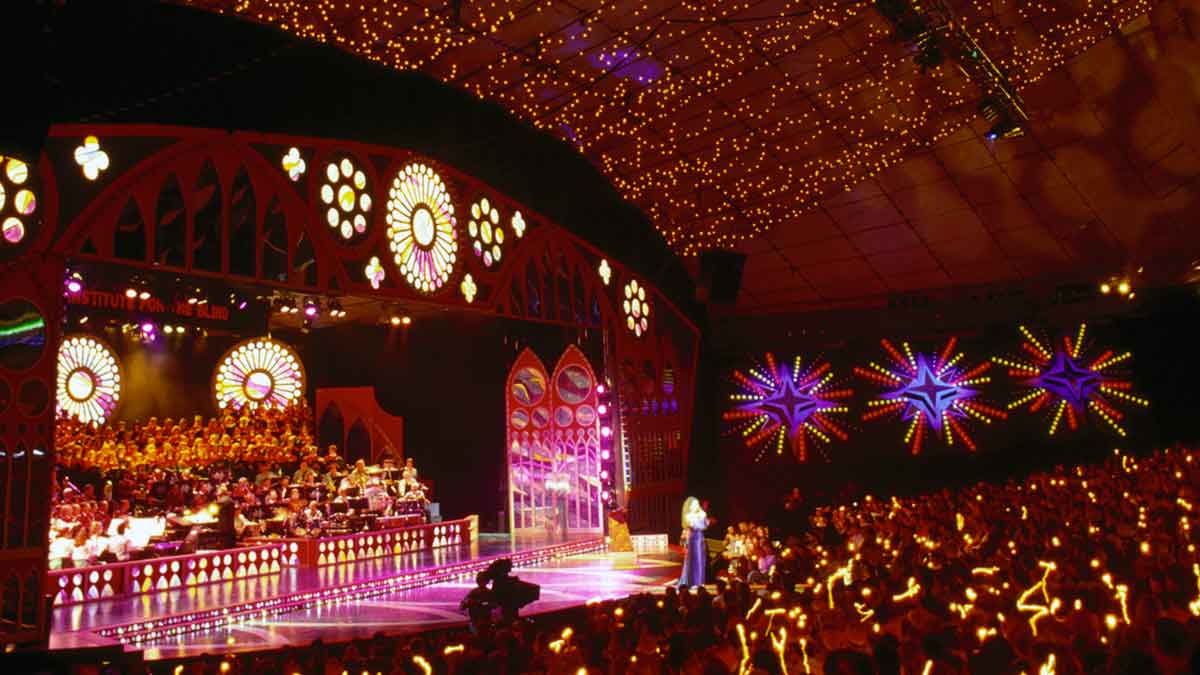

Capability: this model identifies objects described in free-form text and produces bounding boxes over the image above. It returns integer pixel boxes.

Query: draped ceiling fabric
[181,0,1200,311]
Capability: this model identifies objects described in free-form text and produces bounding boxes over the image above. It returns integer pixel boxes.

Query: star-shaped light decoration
[724,353,853,462]
[461,273,477,303]
[74,136,110,181]
[281,147,306,181]
[598,259,612,285]
[856,337,1006,454]
[994,323,1148,436]
[364,256,385,289]
[511,210,526,238]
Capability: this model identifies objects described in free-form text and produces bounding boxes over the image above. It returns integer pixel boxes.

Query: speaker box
[698,250,747,304]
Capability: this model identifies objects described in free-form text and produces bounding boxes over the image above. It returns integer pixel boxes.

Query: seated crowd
[49,402,427,569]
[143,444,1200,674]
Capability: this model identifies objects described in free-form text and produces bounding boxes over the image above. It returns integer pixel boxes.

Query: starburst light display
[724,353,853,462]
[993,323,1148,437]
[855,337,1006,454]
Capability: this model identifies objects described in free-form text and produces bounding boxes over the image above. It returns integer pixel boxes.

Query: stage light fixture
[1100,283,1111,294]
[125,287,137,299]
[401,316,412,325]
[304,298,319,318]
[65,271,84,295]
[138,290,151,301]
[1117,281,1130,295]
[164,325,174,334]
[389,315,402,326]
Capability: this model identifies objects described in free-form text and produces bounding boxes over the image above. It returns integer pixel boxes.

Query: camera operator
[477,558,540,623]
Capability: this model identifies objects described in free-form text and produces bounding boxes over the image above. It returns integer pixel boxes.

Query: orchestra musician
[347,459,371,491]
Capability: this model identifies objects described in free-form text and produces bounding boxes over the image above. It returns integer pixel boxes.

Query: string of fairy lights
[182,0,1151,256]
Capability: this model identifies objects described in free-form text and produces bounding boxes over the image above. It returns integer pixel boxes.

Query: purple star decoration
[1031,351,1101,410]
[884,355,975,432]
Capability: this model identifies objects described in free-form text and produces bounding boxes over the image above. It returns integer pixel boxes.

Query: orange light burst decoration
[855,337,1006,454]
[180,0,1151,256]
[724,353,853,462]
[993,323,1148,437]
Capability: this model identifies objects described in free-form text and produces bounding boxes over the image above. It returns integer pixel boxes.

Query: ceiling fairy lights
[994,324,1148,437]
[184,0,1151,255]
[856,337,1006,454]
[386,163,458,293]
[724,353,853,462]
[57,335,122,424]
[214,337,305,410]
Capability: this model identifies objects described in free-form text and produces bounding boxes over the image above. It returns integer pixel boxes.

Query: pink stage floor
[50,534,681,661]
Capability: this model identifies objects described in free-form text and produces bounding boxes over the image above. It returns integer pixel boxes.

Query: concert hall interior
[4,0,1200,673]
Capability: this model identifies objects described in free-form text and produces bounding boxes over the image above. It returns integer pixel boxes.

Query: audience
[117,444,1200,674]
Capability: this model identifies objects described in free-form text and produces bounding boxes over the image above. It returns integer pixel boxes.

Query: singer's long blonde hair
[681,496,700,530]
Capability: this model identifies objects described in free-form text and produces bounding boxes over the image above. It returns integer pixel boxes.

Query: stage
[49,533,681,660]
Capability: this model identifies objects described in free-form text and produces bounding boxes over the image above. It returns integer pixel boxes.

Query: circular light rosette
[467,197,505,267]
[57,335,121,424]
[214,337,305,410]
[319,156,372,241]
[386,163,458,293]
[623,279,650,336]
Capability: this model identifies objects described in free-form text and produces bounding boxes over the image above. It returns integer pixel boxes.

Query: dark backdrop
[298,314,603,529]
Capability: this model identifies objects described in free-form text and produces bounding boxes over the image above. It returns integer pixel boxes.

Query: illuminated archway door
[506,349,552,533]
[549,345,604,533]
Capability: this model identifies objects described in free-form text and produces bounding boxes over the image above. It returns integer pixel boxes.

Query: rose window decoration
[468,197,505,267]
[386,163,458,293]
[319,157,372,241]
[623,279,651,337]
[57,335,122,424]
[0,156,36,245]
[214,337,305,410]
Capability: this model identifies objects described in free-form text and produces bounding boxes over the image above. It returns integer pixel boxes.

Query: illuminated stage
[50,534,679,660]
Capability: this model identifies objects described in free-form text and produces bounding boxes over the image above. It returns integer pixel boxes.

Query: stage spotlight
[304,298,319,317]
[65,272,84,295]
[138,290,151,301]
[1117,281,1130,295]
[389,315,402,326]
[1100,283,1111,294]
[401,316,412,325]
[163,325,174,334]
[125,287,137,299]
